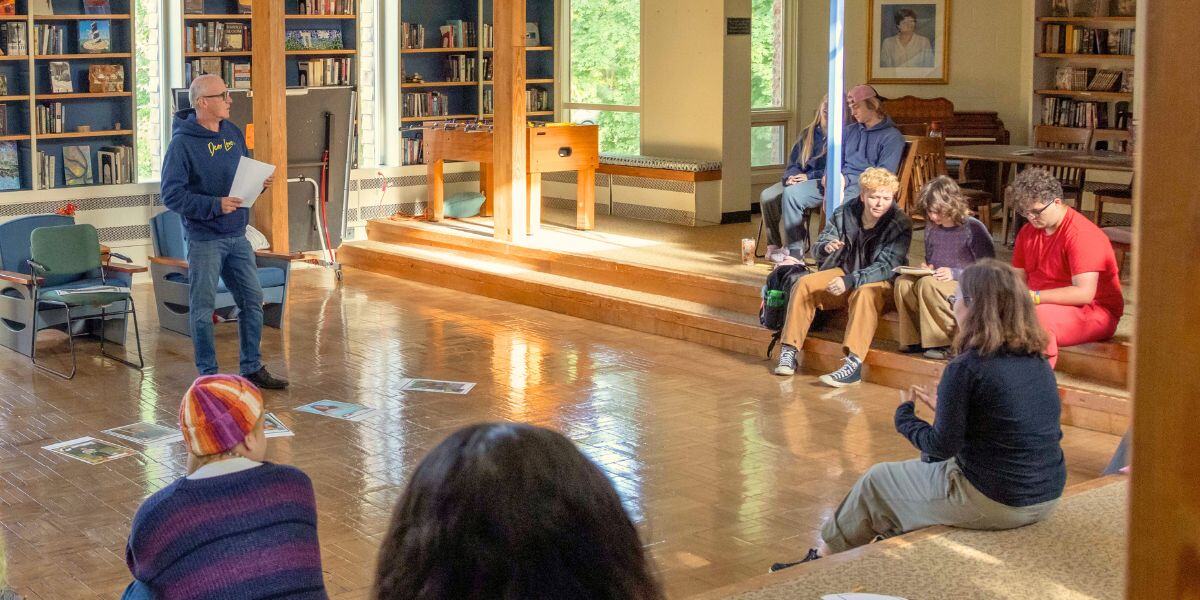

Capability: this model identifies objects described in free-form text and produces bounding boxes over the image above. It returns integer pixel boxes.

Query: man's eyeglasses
[1020,201,1056,219]
[201,91,232,102]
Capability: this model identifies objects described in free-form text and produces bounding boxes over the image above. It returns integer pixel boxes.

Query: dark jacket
[842,116,905,177]
[782,125,827,184]
[160,109,251,241]
[811,197,912,290]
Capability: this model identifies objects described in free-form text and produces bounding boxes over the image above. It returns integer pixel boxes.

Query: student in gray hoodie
[778,85,906,259]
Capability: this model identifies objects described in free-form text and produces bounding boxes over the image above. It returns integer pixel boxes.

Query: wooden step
[337,238,1128,435]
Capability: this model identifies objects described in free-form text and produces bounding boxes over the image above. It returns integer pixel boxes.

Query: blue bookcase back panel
[0,64,31,95]
[36,59,131,96]
[402,0,480,49]
[1,103,31,136]
[36,136,132,188]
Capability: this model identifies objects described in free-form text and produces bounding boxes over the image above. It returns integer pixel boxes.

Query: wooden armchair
[1034,125,1093,208]
[897,136,996,231]
[1088,129,1134,225]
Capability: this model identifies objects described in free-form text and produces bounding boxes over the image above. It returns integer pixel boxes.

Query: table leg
[997,162,1009,244]
[480,162,494,217]
[427,159,445,222]
[577,167,595,231]
[526,172,542,235]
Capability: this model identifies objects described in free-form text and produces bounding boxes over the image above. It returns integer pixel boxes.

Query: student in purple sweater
[123,375,327,600]
[894,176,995,359]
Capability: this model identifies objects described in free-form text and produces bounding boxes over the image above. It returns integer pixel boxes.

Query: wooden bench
[544,154,724,227]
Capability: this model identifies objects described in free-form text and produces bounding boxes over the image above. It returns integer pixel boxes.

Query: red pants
[1036,304,1121,368]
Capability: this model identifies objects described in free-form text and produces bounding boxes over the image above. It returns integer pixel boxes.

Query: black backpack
[760,264,811,357]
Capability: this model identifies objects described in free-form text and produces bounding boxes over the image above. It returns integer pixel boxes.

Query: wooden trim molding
[0,270,37,285]
[103,263,148,274]
[148,256,189,269]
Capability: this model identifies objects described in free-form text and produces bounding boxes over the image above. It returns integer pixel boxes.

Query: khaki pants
[894,274,958,349]
[780,268,892,359]
[821,457,1059,553]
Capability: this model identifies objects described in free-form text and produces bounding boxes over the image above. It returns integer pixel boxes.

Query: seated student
[772,260,1065,570]
[894,176,995,359]
[374,422,663,600]
[779,84,906,258]
[774,167,912,387]
[1008,168,1124,367]
[123,375,327,600]
[760,97,828,263]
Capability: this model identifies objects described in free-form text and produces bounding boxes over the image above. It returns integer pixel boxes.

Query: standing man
[160,74,287,389]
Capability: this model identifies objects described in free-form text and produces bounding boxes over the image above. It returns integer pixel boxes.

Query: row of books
[402,92,449,118]
[95,143,133,184]
[34,24,68,55]
[184,0,251,14]
[36,101,64,133]
[35,143,132,187]
[481,87,552,115]
[402,137,423,166]
[185,58,251,89]
[439,20,477,48]
[402,22,425,49]
[36,150,57,189]
[1043,25,1134,55]
[1039,97,1133,129]
[444,55,477,82]
[296,0,355,15]
[185,22,250,53]
[297,57,352,87]
[1052,67,1132,93]
[2,22,26,56]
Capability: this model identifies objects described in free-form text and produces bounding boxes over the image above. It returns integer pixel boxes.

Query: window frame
[750,0,798,173]
[558,0,643,154]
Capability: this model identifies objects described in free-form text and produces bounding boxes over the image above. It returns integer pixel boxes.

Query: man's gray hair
[188,74,222,107]
[1006,167,1064,212]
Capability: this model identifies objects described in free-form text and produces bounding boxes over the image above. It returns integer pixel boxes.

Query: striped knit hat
[180,374,264,456]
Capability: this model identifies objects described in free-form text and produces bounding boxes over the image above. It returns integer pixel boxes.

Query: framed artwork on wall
[867,0,951,84]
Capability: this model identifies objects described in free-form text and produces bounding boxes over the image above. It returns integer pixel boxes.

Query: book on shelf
[526,86,550,112]
[63,145,93,186]
[481,24,493,50]
[483,87,492,114]
[36,101,64,133]
[35,24,67,55]
[1119,67,1133,93]
[186,22,251,53]
[186,57,243,86]
[402,136,423,165]
[0,108,8,135]
[78,20,112,54]
[439,20,476,48]
[296,0,355,15]
[238,0,252,15]
[36,150,56,189]
[97,144,132,184]
[1042,24,1134,55]
[402,23,425,49]
[183,0,205,14]
[88,64,124,92]
[30,0,52,16]
[1041,97,1112,129]
[231,62,251,89]
[49,61,73,93]
[0,0,14,16]
[84,0,112,15]
[2,22,27,56]
[285,29,344,51]
[444,54,477,82]
[297,57,352,87]
[402,91,449,118]
[0,142,18,191]
[482,56,493,81]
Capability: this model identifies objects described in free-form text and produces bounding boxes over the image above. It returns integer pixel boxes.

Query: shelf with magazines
[1032,0,1139,133]
[398,0,558,166]
[0,0,138,193]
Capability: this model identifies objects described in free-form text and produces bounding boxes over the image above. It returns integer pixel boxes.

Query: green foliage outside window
[569,0,640,154]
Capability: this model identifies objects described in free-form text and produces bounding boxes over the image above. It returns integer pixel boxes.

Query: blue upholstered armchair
[0,214,145,364]
[148,211,297,337]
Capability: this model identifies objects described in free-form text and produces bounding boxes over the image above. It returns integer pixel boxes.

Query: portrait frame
[867,0,951,85]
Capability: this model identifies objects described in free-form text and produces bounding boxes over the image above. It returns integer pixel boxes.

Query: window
[751,0,791,169]
[563,0,640,154]
[134,0,166,180]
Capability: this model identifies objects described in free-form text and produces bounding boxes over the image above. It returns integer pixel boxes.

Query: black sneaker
[768,548,821,573]
[244,367,289,390]
[898,344,923,354]
[923,347,951,360]
[818,354,862,387]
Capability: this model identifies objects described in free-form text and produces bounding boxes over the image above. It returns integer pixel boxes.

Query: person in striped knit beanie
[122,375,327,600]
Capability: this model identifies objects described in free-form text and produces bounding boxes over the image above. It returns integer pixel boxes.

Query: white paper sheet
[228,156,276,208]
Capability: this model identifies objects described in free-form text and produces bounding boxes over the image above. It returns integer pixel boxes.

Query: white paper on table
[228,156,276,208]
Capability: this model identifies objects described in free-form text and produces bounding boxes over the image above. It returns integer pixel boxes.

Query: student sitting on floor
[759,97,828,263]
[773,167,912,386]
[777,84,905,258]
[1008,168,1124,368]
[374,422,663,600]
[771,260,1065,571]
[894,176,995,359]
[123,375,327,600]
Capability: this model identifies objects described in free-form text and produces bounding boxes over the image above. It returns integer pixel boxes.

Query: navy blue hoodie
[782,124,827,185]
[842,116,905,178]
[160,109,251,241]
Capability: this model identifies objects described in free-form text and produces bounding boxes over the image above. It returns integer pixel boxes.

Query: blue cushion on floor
[164,267,287,291]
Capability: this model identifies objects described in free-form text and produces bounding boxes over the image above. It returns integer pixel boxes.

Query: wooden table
[946,144,1134,242]
[424,124,600,235]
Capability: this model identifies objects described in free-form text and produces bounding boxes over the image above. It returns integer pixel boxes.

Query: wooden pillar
[1127,3,1200,599]
[251,0,289,251]
[491,0,528,242]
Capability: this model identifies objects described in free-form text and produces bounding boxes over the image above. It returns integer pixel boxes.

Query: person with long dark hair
[772,259,1065,570]
[373,423,663,600]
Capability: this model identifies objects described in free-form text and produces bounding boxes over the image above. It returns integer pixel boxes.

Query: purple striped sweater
[126,463,328,600]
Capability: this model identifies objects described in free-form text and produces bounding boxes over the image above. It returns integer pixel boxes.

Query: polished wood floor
[0,267,1120,599]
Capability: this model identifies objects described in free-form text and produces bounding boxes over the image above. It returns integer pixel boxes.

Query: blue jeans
[121,580,153,600]
[187,236,264,376]
[781,174,862,258]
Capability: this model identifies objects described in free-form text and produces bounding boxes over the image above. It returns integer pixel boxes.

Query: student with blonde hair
[760,98,828,263]
[894,175,995,359]
[774,167,912,387]
[772,260,1064,570]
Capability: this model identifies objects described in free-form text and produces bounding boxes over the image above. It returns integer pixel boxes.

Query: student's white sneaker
[774,344,798,376]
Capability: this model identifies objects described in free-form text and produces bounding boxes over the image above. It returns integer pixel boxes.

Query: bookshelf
[399,0,558,165]
[0,0,138,193]
[181,0,358,90]
[1033,1,1138,135]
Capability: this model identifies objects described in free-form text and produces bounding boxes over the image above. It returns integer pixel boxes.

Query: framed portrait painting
[868,0,951,84]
